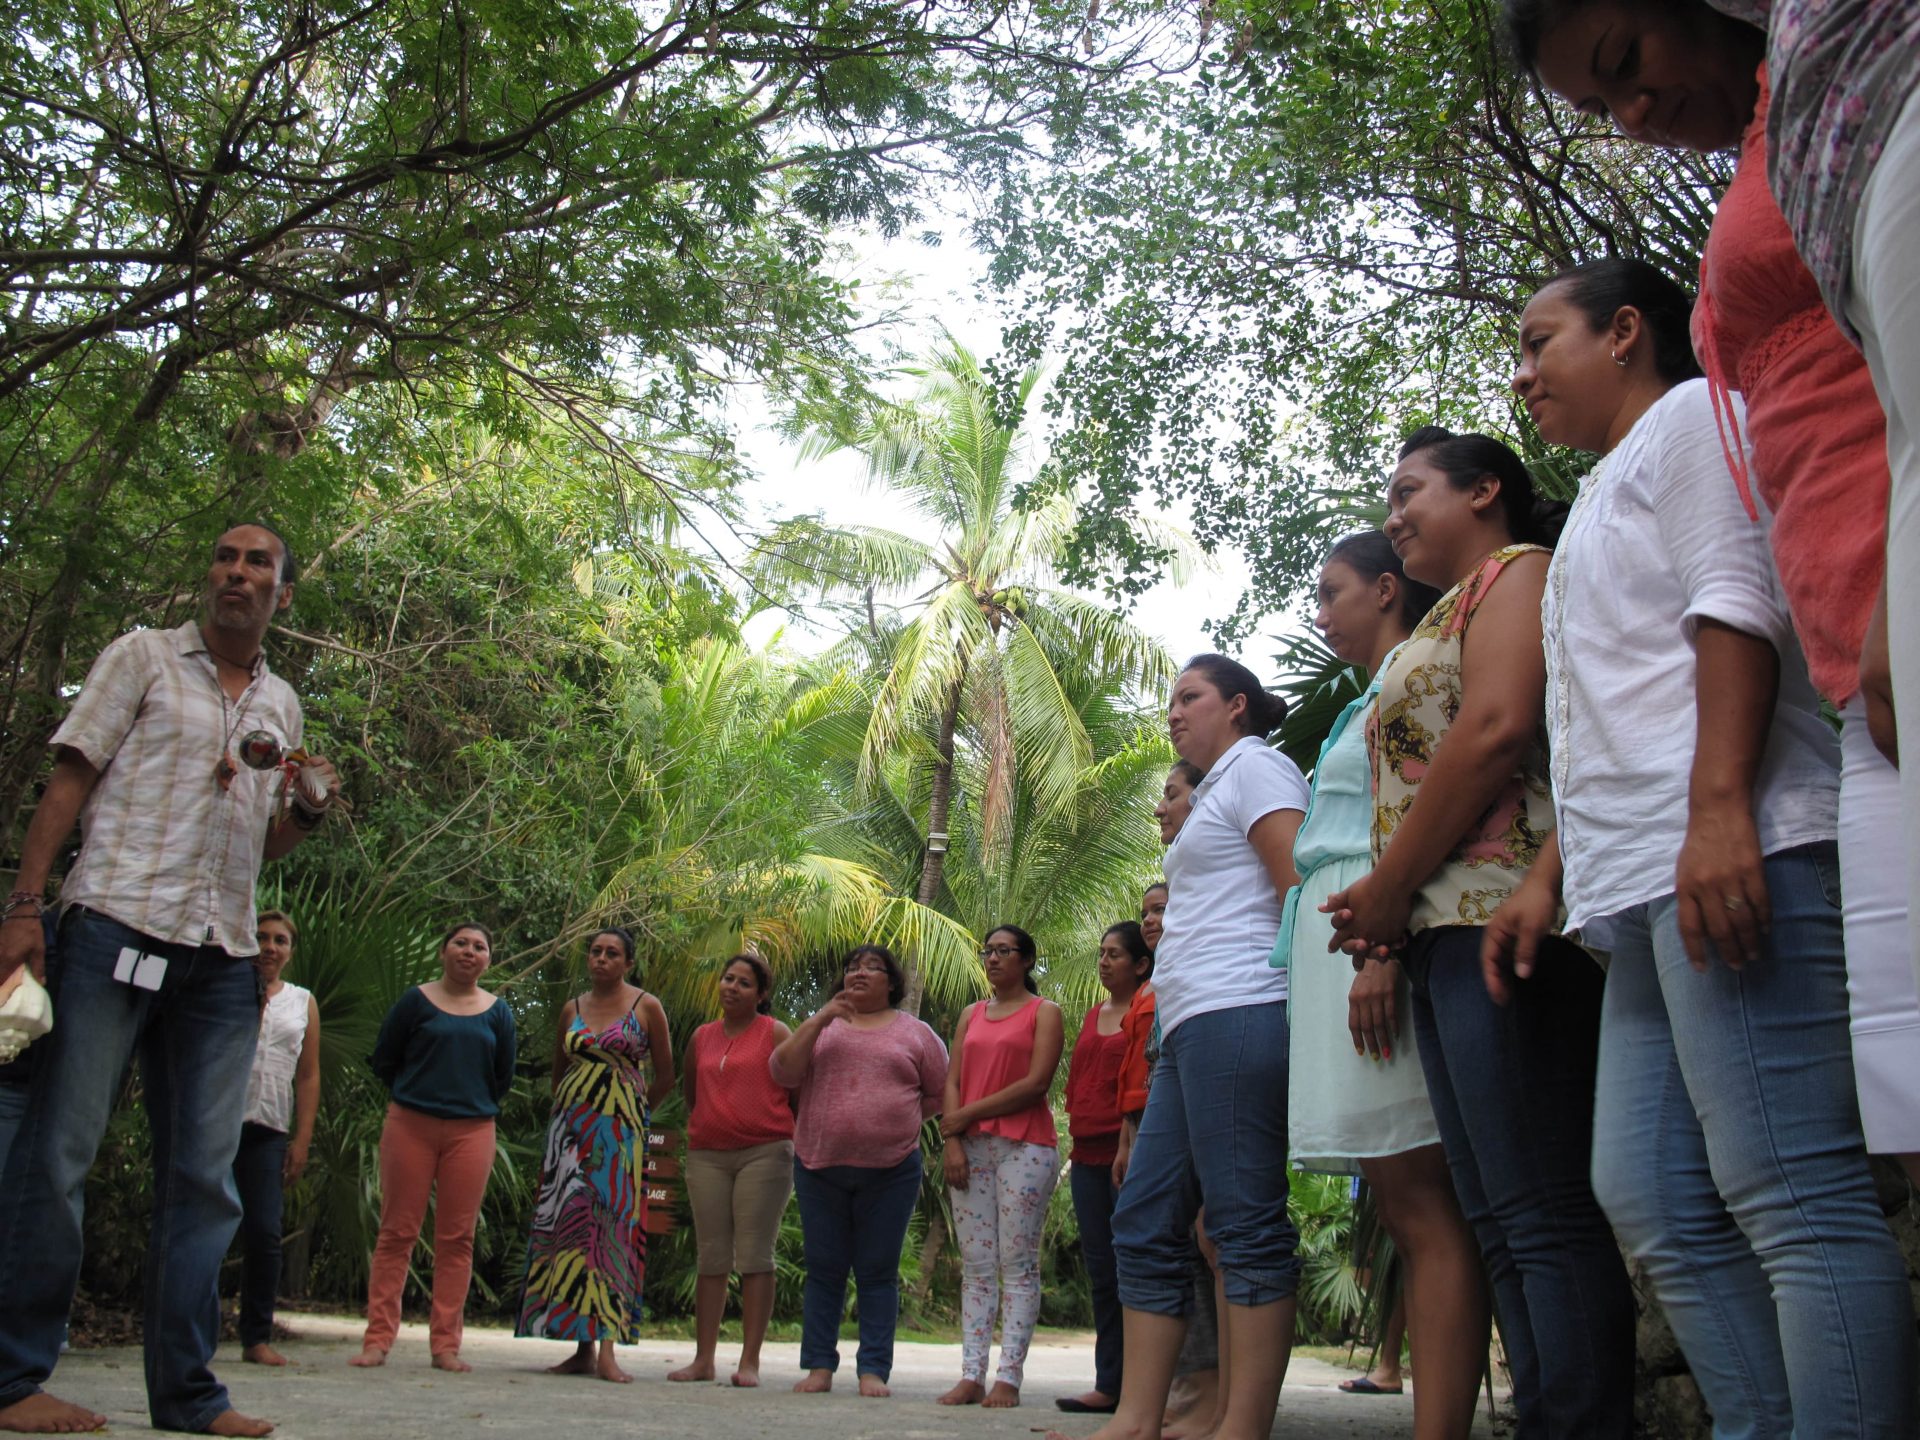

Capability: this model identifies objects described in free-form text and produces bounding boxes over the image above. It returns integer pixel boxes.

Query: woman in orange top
[938,925,1066,1409]
[669,954,795,1388]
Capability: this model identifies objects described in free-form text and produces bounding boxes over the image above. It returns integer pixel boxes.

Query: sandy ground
[33,1315,1499,1438]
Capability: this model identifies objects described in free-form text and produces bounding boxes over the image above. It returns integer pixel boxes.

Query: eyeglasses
[843,959,890,974]
[978,944,1021,959]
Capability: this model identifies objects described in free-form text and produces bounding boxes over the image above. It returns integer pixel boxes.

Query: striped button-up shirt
[51,621,303,956]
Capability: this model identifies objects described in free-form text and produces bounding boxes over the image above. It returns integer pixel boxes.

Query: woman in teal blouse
[1274,533,1488,1440]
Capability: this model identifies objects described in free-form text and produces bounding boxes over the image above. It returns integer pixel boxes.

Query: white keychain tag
[111,946,168,991]
[113,946,141,984]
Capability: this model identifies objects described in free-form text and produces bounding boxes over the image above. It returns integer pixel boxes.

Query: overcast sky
[730,210,1284,674]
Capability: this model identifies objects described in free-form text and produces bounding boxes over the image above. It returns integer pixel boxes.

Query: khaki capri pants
[684,1139,795,1274]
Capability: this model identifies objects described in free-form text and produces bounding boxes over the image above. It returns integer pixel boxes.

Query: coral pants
[362,1104,496,1356]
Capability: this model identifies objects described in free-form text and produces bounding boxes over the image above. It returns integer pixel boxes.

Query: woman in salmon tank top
[938,924,1066,1410]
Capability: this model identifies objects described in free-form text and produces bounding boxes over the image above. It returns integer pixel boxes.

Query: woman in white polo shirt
[1061,655,1308,1440]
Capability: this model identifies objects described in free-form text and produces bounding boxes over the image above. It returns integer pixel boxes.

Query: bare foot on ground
[939,1380,985,1406]
[983,1381,1021,1408]
[594,1349,631,1384]
[667,1358,716,1382]
[1049,1420,1163,1440]
[730,1365,760,1388]
[793,1369,833,1394]
[0,1394,108,1434]
[202,1410,274,1437]
[347,1347,387,1368]
[547,1348,594,1376]
[430,1352,471,1373]
[242,1345,292,1367]
[857,1374,890,1398]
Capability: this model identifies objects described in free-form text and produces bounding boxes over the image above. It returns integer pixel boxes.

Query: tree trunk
[903,675,964,1016]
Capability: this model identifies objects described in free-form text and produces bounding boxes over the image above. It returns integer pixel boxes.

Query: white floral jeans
[950,1133,1061,1386]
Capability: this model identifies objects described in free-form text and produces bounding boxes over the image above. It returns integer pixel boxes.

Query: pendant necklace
[209,648,259,792]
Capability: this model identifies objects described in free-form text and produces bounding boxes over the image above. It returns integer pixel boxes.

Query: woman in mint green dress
[1274,532,1489,1439]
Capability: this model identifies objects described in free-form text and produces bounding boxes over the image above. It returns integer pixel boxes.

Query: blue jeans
[1069,1160,1122,1396]
[791,1150,923,1380]
[1112,1001,1299,1313]
[0,907,261,1431]
[231,1123,289,1350]
[1590,842,1918,1439]
[1405,927,1633,1440]
[0,1078,28,1180]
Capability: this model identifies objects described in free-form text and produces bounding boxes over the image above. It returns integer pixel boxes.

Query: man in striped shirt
[0,524,339,1437]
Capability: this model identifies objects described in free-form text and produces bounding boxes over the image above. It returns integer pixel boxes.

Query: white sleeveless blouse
[243,982,312,1132]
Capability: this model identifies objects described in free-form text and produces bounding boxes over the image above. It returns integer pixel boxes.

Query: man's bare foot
[856,1373,890,1398]
[730,1364,760,1388]
[242,1344,292,1367]
[793,1369,833,1394]
[594,1349,631,1384]
[938,1380,986,1406]
[1162,1415,1219,1440]
[547,1349,594,1376]
[667,1358,716,1382]
[0,1393,109,1434]
[347,1347,387,1368]
[202,1410,274,1438]
[430,1352,472,1373]
[983,1381,1021,1408]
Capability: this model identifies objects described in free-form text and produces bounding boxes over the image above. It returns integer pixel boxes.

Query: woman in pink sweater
[769,945,947,1398]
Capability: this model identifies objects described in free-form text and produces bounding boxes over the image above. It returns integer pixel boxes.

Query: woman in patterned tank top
[1324,430,1634,1439]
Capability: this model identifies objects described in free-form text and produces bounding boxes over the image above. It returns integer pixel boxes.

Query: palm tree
[751,339,1176,1007]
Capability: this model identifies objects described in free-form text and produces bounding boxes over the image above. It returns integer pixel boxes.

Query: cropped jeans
[1404,926,1634,1440]
[1590,842,1917,1439]
[1111,1001,1299,1315]
[0,907,260,1432]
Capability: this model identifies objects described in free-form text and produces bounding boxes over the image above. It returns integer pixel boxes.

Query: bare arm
[941,1006,974,1187]
[551,999,576,1094]
[942,1002,1066,1134]
[680,1030,698,1115]
[1327,553,1550,955]
[1673,620,1776,970]
[0,750,99,984]
[769,993,857,1086]
[1248,808,1304,897]
[643,995,675,1107]
[1860,576,1896,766]
[286,997,321,1182]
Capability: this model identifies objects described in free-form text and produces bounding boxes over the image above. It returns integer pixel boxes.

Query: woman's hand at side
[944,1137,969,1189]
[1347,956,1401,1060]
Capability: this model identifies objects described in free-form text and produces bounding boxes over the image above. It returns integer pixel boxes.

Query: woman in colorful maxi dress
[517,927,674,1383]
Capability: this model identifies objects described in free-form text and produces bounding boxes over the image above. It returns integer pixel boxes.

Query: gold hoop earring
[1611,349,1629,368]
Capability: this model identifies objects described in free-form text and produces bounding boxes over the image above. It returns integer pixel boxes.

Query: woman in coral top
[938,925,1066,1409]
[669,954,794,1388]
[1509,0,1920,1184]
[1056,921,1153,1415]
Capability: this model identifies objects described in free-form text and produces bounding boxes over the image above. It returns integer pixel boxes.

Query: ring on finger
[1723,895,1745,912]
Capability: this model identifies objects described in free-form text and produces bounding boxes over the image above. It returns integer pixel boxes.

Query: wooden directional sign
[642,1128,683,1237]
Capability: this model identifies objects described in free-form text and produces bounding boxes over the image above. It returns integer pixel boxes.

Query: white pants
[1838,701,1920,1155]
[1849,82,1920,1001]
[950,1133,1060,1387]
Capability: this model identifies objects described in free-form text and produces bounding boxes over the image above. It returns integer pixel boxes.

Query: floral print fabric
[951,1133,1061,1386]
[1368,544,1557,932]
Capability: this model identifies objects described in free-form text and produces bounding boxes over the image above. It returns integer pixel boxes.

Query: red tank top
[1064,1004,1129,1165]
[958,996,1057,1148]
[687,1014,795,1150]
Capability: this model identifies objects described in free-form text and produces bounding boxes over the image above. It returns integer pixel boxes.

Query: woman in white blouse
[232,909,320,1367]
[1057,656,1307,1440]
[1487,257,1915,1437]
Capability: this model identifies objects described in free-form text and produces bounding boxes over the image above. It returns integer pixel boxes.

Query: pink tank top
[958,996,1057,1148]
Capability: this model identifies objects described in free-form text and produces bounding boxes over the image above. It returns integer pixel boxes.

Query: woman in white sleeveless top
[231,909,320,1366]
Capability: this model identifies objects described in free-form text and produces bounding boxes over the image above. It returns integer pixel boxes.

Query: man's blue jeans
[0,907,260,1431]
[791,1150,923,1381]
[1068,1160,1122,1396]
[1591,842,1918,1439]
[1405,927,1634,1440]
[1112,1001,1299,1314]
